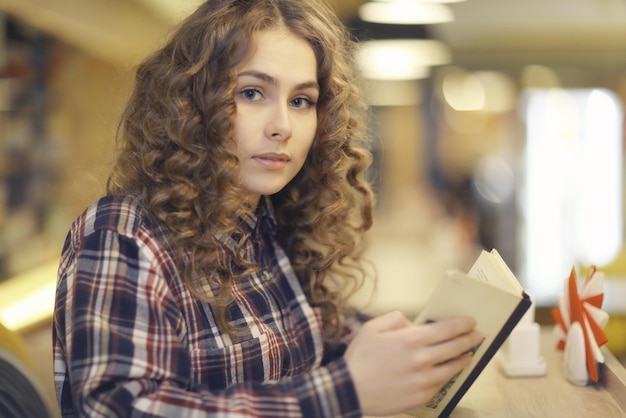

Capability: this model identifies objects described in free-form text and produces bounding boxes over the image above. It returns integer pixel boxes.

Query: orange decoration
[552,266,608,383]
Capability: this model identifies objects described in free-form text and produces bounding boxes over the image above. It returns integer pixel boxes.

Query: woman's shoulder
[70,194,158,242]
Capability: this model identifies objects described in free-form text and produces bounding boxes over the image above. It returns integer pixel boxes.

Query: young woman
[53,0,482,416]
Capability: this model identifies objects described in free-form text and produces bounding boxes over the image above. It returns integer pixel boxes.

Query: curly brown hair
[107,0,374,339]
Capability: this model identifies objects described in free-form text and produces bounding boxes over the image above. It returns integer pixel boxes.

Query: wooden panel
[372,328,626,417]
[0,0,366,69]
[0,0,169,68]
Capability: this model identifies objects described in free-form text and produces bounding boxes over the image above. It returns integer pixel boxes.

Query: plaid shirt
[53,195,360,417]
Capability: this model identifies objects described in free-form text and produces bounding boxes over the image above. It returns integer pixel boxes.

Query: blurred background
[0,0,626,410]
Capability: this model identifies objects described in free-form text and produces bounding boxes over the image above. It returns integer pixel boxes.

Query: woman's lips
[252,152,290,170]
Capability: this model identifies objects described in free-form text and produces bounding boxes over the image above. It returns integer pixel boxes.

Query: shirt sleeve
[54,228,361,418]
[322,310,372,364]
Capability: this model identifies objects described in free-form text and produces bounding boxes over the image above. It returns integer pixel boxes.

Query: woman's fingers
[414,316,478,345]
[345,313,482,416]
[409,329,484,370]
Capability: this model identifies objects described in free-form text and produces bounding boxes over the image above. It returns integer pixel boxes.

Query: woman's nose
[264,103,292,141]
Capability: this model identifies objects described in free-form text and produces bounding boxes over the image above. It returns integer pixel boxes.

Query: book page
[468,249,523,294]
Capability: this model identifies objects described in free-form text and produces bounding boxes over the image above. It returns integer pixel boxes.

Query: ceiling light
[357,39,450,80]
[442,70,485,111]
[359,1,454,25]
[442,68,516,112]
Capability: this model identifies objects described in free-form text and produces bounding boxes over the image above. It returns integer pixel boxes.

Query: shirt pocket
[190,330,284,390]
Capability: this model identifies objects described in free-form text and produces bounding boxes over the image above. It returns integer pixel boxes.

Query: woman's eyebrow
[239,70,277,85]
[238,70,319,91]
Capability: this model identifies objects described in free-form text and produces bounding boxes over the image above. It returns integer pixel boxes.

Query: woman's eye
[291,97,316,109]
[240,88,262,101]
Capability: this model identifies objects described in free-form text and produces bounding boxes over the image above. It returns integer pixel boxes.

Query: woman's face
[233,26,319,206]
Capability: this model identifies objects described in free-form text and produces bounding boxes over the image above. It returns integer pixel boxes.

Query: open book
[406,248,531,418]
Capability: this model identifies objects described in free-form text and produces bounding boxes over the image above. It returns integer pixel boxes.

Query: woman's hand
[344,310,483,416]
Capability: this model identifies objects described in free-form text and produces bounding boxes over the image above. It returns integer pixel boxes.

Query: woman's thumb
[364,310,411,333]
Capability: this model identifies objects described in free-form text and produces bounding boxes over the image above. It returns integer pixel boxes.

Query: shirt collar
[216,196,277,252]
[256,196,277,236]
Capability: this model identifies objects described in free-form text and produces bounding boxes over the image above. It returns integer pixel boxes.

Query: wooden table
[384,328,626,417]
